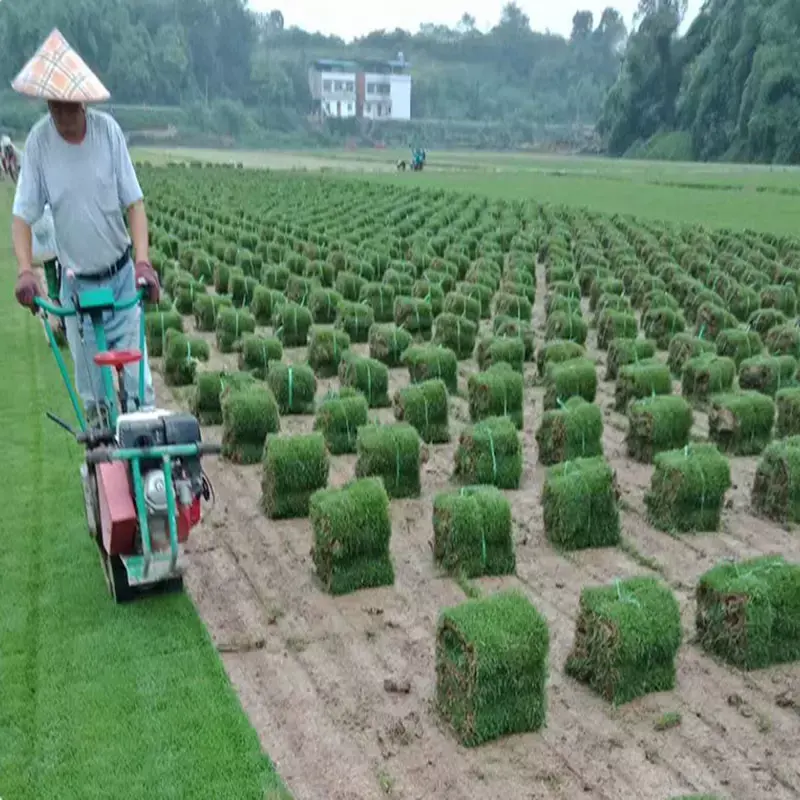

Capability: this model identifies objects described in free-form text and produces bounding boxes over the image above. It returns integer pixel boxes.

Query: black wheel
[106,553,136,604]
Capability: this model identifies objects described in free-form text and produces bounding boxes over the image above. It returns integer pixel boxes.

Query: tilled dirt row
[151,264,800,800]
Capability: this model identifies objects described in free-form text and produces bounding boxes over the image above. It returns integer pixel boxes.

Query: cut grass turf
[0,188,288,800]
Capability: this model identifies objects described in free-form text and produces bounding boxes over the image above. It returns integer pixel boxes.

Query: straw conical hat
[12,29,110,103]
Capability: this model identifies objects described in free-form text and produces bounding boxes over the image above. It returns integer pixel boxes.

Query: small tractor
[35,286,220,603]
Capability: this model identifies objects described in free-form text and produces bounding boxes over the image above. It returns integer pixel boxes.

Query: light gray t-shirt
[13,109,143,276]
[32,204,57,262]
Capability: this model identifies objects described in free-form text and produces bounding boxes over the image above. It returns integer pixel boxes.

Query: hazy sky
[251,0,705,41]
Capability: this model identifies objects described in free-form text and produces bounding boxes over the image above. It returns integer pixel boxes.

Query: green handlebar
[35,290,144,317]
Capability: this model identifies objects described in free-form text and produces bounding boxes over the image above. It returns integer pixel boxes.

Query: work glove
[14,269,40,313]
[134,260,160,304]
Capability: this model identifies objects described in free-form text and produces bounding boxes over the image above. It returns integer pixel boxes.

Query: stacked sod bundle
[468,364,524,429]
[596,310,637,350]
[475,336,525,373]
[238,334,283,379]
[715,329,764,368]
[695,555,800,669]
[194,293,232,331]
[163,331,210,386]
[536,397,603,466]
[394,296,433,339]
[748,308,788,338]
[307,328,350,377]
[335,301,374,344]
[626,395,693,463]
[435,590,549,746]
[605,338,657,381]
[543,358,597,410]
[644,445,731,532]
[145,309,183,357]
[359,282,396,322]
[393,379,450,444]
[313,390,369,455]
[308,288,342,324]
[738,355,797,397]
[765,324,800,358]
[368,323,413,368]
[355,423,421,499]
[695,303,737,340]
[262,432,329,518]
[432,486,515,578]
[565,577,682,705]
[339,352,390,407]
[221,385,281,464]
[443,291,481,323]
[752,437,800,523]
[493,291,532,322]
[191,370,254,425]
[403,345,459,394]
[266,361,316,414]
[776,387,800,437]
[453,417,522,490]
[494,317,535,361]
[668,333,716,378]
[536,339,586,379]
[432,313,478,360]
[216,308,256,353]
[708,391,775,455]
[310,477,394,595]
[250,286,286,326]
[274,302,313,347]
[541,457,620,550]
[641,307,685,350]
[614,362,672,412]
[681,354,736,403]
[545,311,588,345]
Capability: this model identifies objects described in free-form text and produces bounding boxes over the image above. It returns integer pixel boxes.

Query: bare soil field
[147,260,800,800]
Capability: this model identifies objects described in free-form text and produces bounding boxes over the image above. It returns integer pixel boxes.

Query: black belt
[76,246,132,283]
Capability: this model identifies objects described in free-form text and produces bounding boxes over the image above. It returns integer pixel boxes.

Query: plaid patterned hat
[12,29,110,102]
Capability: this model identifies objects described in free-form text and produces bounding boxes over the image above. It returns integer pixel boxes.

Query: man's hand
[15,269,41,313]
[134,260,160,303]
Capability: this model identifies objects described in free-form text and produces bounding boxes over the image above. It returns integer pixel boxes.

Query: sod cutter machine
[35,286,220,603]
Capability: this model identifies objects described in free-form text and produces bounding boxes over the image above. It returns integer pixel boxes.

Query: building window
[347,103,353,113]
[365,103,371,113]
[367,82,375,94]
[346,81,354,91]
[323,80,331,91]
[335,81,343,91]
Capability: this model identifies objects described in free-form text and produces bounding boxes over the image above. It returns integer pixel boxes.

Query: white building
[308,56,411,121]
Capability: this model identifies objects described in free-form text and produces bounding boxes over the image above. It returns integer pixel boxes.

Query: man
[11,29,160,423]
[0,134,18,180]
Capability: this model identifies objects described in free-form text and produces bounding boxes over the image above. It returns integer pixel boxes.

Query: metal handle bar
[35,289,144,318]
[85,442,223,464]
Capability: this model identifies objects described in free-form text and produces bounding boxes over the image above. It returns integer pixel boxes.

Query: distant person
[10,28,160,422]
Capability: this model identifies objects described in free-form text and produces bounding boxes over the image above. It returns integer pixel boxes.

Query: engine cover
[116,409,202,450]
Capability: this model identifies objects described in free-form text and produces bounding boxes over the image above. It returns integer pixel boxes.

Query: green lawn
[0,187,288,799]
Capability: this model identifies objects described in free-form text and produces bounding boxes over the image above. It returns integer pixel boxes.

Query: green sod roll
[339,352,390,407]
[313,390,369,455]
[626,395,693,463]
[614,361,672,413]
[493,316,535,361]
[191,370,254,425]
[579,266,611,298]
[545,311,588,345]
[541,456,620,550]
[468,364,524,429]
[765,324,800,359]
[442,291,481,323]
[355,422,421,499]
[250,286,286,326]
[237,333,283,379]
[402,345,459,394]
[163,331,210,386]
[738,355,798,397]
[681,354,736,403]
[285,274,314,306]
[368,323,413,368]
[334,270,365,302]
[144,309,183,357]
[475,335,525,373]
[308,287,343,324]
[590,278,624,311]
[273,302,312,347]
[565,577,682,705]
[394,296,433,340]
[593,293,631,317]
[668,333,716,378]
[435,590,549,746]
[776,387,800,437]
[307,327,350,378]
[596,309,637,350]
[605,338,657,381]
[214,262,231,293]
[173,280,207,315]
[709,391,775,456]
[493,291,532,322]
[432,312,478,360]
[695,555,800,670]
[641,307,685,350]
[221,384,281,464]
[215,307,256,353]
[266,361,316,415]
[715,328,764,368]
[457,281,492,319]
[394,379,450,444]
[261,263,290,291]
[193,293,233,332]
[453,416,522,490]
[335,301,374,344]
[310,477,394,595]
[359,282,397,322]
[640,289,679,316]
[761,283,798,316]
[536,397,603,466]
[644,444,731,532]
[413,279,444,316]
[748,307,788,338]
[432,486,515,578]
[695,303,738,340]
[752,437,800,523]
[546,294,582,318]
[543,357,597,410]
[536,339,586,379]
[229,273,259,308]
[262,432,329,519]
